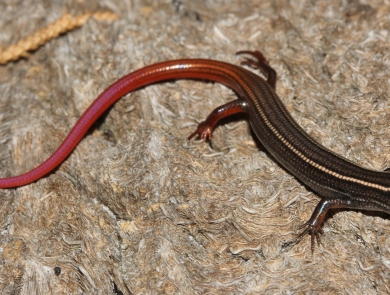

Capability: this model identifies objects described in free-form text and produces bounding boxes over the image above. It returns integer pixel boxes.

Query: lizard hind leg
[236,50,277,89]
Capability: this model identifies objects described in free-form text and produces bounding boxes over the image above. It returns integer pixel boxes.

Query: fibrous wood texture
[1,0,390,294]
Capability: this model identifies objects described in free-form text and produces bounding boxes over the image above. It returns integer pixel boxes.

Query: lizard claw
[292,219,324,254]
[188,121,213,142]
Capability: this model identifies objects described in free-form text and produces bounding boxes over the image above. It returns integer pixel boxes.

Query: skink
[1,50,389,251]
